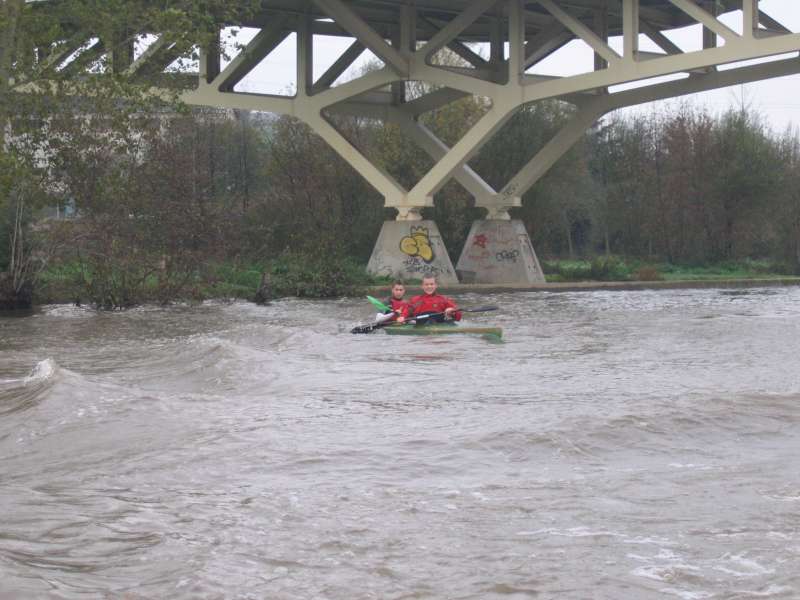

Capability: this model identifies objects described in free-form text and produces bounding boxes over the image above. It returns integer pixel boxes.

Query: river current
[1,287,799,599]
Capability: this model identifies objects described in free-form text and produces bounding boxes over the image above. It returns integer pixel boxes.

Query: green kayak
[384,323,502,339]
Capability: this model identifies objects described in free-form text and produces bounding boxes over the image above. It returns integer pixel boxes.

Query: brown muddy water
[1,288,799,599]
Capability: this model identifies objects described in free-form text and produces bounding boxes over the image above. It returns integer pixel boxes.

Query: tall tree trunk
[234,109,251,214]
[562,209,574,258]
[0,0,24,151]
[794,215,800,274]
[0,0,31,309]
[10,191,24,289]
[241,117,249,213]
[725,216,735,259]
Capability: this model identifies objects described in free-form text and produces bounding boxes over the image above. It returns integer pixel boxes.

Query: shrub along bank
[34,253,380,308]
[541,257,795,283]
[31,254,797,309]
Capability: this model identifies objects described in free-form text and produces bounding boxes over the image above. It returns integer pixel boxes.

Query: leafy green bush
[542,257,632,281]
[35,252,382,306]
[657,259,794,280]
[542,260,591,281]
[213,264,262,287]
[633,266,663,281]
[589,256,631,281]
[269,252,373,298]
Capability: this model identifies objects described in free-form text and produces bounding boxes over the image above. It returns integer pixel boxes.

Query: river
[1,287,799,599]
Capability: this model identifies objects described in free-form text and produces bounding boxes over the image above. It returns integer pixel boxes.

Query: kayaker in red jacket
[377,280,410,323]
[409,276,462,324]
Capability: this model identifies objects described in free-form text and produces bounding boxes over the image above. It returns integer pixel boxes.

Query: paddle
[366,295,391,312]
[361,295,423,329]
[350,305,499,334]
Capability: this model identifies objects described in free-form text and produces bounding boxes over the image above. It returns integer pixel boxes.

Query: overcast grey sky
[224,1,799,133]
[605,0,800,134]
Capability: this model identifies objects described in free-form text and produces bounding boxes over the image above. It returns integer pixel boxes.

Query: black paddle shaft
[350,306,498,334]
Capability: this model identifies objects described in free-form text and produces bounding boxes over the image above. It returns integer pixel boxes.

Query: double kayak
[350,302,502,338]
[384,322,503,340]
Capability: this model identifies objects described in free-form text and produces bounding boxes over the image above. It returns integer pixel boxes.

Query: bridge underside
[23,0,800,283]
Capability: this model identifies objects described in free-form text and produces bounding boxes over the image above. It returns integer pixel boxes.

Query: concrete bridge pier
[367,206,458,284]
[366,207,545,286]
[456,217,544,284]
[367,216,458,285]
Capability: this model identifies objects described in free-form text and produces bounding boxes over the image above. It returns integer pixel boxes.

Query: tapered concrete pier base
[456,219,545,284]
[367,220,458,284]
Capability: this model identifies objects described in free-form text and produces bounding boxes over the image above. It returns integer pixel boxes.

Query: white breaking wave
[23,358,58,384]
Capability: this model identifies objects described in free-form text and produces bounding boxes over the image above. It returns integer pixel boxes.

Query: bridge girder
[18,0,800,219]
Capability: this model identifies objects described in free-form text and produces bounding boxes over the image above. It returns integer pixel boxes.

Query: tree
[709,109,782,260]
[261,114,382,261]
[0,0,260,306]
[776,128,800,272]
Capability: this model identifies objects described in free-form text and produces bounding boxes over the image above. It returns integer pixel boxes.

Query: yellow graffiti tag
[399,226,434,263]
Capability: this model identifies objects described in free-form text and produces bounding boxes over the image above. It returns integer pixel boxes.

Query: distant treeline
[1,91,799,307]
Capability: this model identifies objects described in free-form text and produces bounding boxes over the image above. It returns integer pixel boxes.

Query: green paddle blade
[366,295,391,311]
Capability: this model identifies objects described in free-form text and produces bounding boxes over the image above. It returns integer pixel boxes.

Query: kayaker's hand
[397,316,405,323]
[444,307,455,319]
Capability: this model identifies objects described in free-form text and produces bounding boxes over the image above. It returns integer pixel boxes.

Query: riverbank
[20,257,800,308]
[33,276,800,307]
[30,255,375,308]
[371,277,800,296]
[372,257,800,295]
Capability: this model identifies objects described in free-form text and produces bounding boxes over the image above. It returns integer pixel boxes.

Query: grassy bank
[31,255,798,308]
[541,257,796,283]
[35,254,383,308]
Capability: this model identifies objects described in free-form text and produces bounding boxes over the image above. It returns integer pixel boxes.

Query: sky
[218,1,799,134]
[601,0,800,134]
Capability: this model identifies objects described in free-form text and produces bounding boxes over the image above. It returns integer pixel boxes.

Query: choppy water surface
[1,287,799,599]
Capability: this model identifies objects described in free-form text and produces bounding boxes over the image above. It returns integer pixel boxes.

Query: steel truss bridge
[21,1,800,283]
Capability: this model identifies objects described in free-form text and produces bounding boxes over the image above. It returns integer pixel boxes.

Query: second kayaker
[376,280,411,324]
[409,275,462,324]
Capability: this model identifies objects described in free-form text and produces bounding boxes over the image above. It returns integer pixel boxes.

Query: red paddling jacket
[382,297,411,321]
[409,293,462,323]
